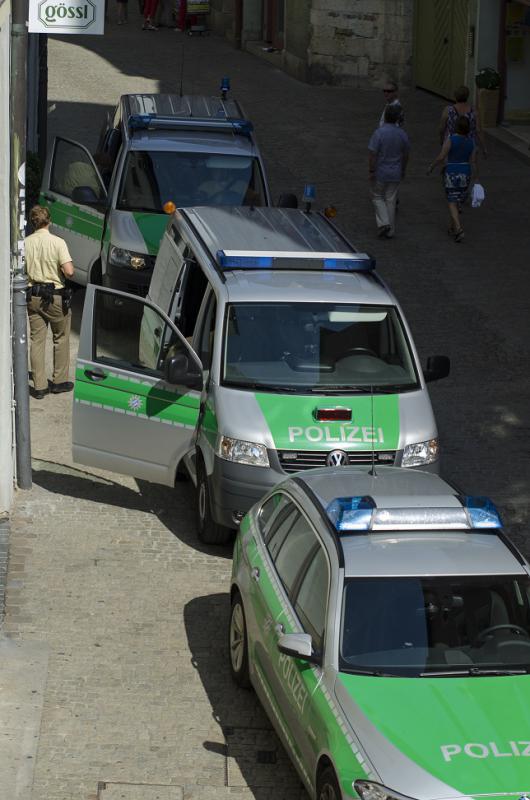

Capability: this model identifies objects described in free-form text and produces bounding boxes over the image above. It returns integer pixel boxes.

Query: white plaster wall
[0,0,15,513]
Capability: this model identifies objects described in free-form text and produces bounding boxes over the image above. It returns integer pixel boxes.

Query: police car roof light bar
[326,496,376,532]
[216,250,375,272]
[220,76,231,100]
[128,114,253,138]
[463,496,502,529]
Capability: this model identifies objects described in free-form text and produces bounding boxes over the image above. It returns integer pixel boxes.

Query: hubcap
[319,783,338,800]
[230,602,245,673]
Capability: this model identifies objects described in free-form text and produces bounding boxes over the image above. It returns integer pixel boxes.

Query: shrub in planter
[475,67,501,127]
[475,67,501,91]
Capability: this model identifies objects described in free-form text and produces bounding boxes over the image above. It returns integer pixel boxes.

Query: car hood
[109,210,168,256]
[336,672,530,800]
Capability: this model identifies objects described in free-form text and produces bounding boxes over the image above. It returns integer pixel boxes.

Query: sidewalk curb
[0,517,9,626]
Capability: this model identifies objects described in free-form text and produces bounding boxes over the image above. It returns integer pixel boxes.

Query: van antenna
[368,384,377,477]
[179,44,185,98]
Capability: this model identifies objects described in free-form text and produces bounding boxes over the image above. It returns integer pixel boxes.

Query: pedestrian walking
[428,115,476,243]
[142,0,158,29]
[438,85,488,158]
[116,0,128,24]
[25,206,75,399]
[379,80,405,128]
[368,104,410,239]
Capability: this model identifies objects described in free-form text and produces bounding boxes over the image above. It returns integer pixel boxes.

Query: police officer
[26,206,75,399]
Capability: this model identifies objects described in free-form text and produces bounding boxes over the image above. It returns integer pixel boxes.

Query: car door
[72,284,202,485]
[40,137,107,285]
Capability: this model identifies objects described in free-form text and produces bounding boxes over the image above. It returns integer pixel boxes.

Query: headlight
[354,780,415,800]
[109,245,148,270]
[217,435,270,468]
[402,437,438,467]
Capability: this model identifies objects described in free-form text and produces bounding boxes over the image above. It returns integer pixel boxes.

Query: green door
[414,0,469,99]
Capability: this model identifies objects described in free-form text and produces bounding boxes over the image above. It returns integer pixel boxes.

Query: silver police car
[229,466,530,799]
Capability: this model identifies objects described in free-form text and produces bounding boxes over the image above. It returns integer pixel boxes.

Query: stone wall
[208,0,237,41]
[306,0,414,87]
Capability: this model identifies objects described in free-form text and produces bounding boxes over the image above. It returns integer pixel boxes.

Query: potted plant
[475,67,501,128]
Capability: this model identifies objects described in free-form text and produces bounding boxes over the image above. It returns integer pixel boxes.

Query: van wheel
[229,591,251,688]
[196,458,232,545]
[317,767,342,800]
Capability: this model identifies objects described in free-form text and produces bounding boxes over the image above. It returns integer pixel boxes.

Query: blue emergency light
[326,496,376,532]
[216,250,375,272]
[463,496,502,529]
[129,113,155,130]
[303,184,316,203]
[220,77,231,95]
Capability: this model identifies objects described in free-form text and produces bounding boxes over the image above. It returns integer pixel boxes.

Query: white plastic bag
[471,183,485,208]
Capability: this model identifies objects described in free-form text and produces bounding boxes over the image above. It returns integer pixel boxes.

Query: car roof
[293,467,527,578]
[340,531,525,578]
[128,131,255,155]
[301,466,461,510]
[122,93,245,120]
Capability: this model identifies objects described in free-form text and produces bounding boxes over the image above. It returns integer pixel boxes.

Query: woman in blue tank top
[428,115,476,243]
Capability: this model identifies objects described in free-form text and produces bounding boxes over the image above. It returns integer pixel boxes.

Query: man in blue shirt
[368,105,410,239]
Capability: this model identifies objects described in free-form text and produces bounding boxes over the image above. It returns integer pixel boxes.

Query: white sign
[28,0,104,34]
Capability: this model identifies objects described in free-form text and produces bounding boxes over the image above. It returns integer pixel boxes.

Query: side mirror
[277,193,298,209]
[164,352,203,390]
[424,355,450,383]
[71,185,101,205]
[277,632,320,664]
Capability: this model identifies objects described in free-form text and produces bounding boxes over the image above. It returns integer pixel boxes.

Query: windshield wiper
[342,667,397,677]
[310,385,400,395]
[420,668,528,677]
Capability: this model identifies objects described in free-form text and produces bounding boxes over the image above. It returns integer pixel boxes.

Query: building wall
[307,0,414,87]
[0,0,14,514]
[208,0,237,40]
[283,0,311,82]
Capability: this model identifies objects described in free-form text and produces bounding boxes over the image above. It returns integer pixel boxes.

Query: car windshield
[223,303,418,392]
[117,151,266,212]
[340,575,530,677]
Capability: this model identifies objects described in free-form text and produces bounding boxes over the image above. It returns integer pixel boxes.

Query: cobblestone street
[2,7,530,799]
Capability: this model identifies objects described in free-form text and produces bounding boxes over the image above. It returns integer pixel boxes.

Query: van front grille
[278,449,397,473]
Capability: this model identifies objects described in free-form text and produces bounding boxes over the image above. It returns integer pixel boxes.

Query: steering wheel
[337,346,378,359]
[474,623,529,646]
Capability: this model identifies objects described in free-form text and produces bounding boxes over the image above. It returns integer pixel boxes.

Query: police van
[72,206,450,544]
[39,90,271,302]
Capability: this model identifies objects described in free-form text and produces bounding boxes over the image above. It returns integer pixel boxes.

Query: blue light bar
[463,496,502,529]
[221,76,231,92]
[324,255,375,271]
[229,118,254,136]
[326,496,376,532]
[129,113,154,130]
[303,183,316,202]
[217,251,273,269]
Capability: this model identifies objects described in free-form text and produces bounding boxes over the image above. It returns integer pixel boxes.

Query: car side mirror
[277,633,320,664]
[424,355,450,383]
[164,351,203,390]
[277,193,298,209]
[71,185,101,205]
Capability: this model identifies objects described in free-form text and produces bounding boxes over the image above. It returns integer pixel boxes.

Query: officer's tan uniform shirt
[25,228,71,289]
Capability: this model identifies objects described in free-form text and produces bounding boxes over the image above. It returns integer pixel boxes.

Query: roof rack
[216,250,376,272]
[326,495,503,533]
[128,113,254,138]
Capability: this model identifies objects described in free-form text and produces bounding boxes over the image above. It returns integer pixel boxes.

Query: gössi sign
[28,0,104,34]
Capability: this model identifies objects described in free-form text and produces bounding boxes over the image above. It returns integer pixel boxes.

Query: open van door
[40,137,106,285]
[72,285,203,485]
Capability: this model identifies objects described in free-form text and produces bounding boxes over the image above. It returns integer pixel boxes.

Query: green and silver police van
[39,91,271,300]
[230,466,530,800]
[72,206,450,544]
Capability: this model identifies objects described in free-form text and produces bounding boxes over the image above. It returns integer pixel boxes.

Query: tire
[317,767,342,800]
[229,591,251,688]
[195,457,233,545]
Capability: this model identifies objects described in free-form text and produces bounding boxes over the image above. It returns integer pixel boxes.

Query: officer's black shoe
[30,387,49,400]
[48,381,74,394]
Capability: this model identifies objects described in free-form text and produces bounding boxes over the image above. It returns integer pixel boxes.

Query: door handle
[251,566,260,582]
[274,622,284,636]
[85,368,107,381]
[42,192,56,202]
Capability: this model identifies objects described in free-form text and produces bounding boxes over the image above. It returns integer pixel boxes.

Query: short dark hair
[384,104,401,124]
[385,80,398,92]
[454,85,470,102]
[30,205,51,230]
[455,115,470,135]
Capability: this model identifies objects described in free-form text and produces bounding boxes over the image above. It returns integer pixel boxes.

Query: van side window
[178,257,208,338]
[197,292,217,370]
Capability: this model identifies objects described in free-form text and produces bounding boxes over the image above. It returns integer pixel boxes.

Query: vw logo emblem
[327,449,349,467]
[519,796,530,800]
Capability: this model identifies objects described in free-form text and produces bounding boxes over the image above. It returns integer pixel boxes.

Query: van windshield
[340,575,530,677]
[223,303,419,393]
[117,152,266,212]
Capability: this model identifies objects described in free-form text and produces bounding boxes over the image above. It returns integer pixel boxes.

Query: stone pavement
[2,6,530,799]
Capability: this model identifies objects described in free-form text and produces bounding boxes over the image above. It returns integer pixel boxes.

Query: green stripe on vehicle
[255,393,400,451]
[132,213,168,256]
[74,366,199,427]
[39,194,104,241]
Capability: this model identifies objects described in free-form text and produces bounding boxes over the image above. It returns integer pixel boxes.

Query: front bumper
[209,455,283,529]
[104,259,154,295]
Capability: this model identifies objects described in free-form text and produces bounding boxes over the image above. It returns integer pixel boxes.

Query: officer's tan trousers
[28,296,71,391]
